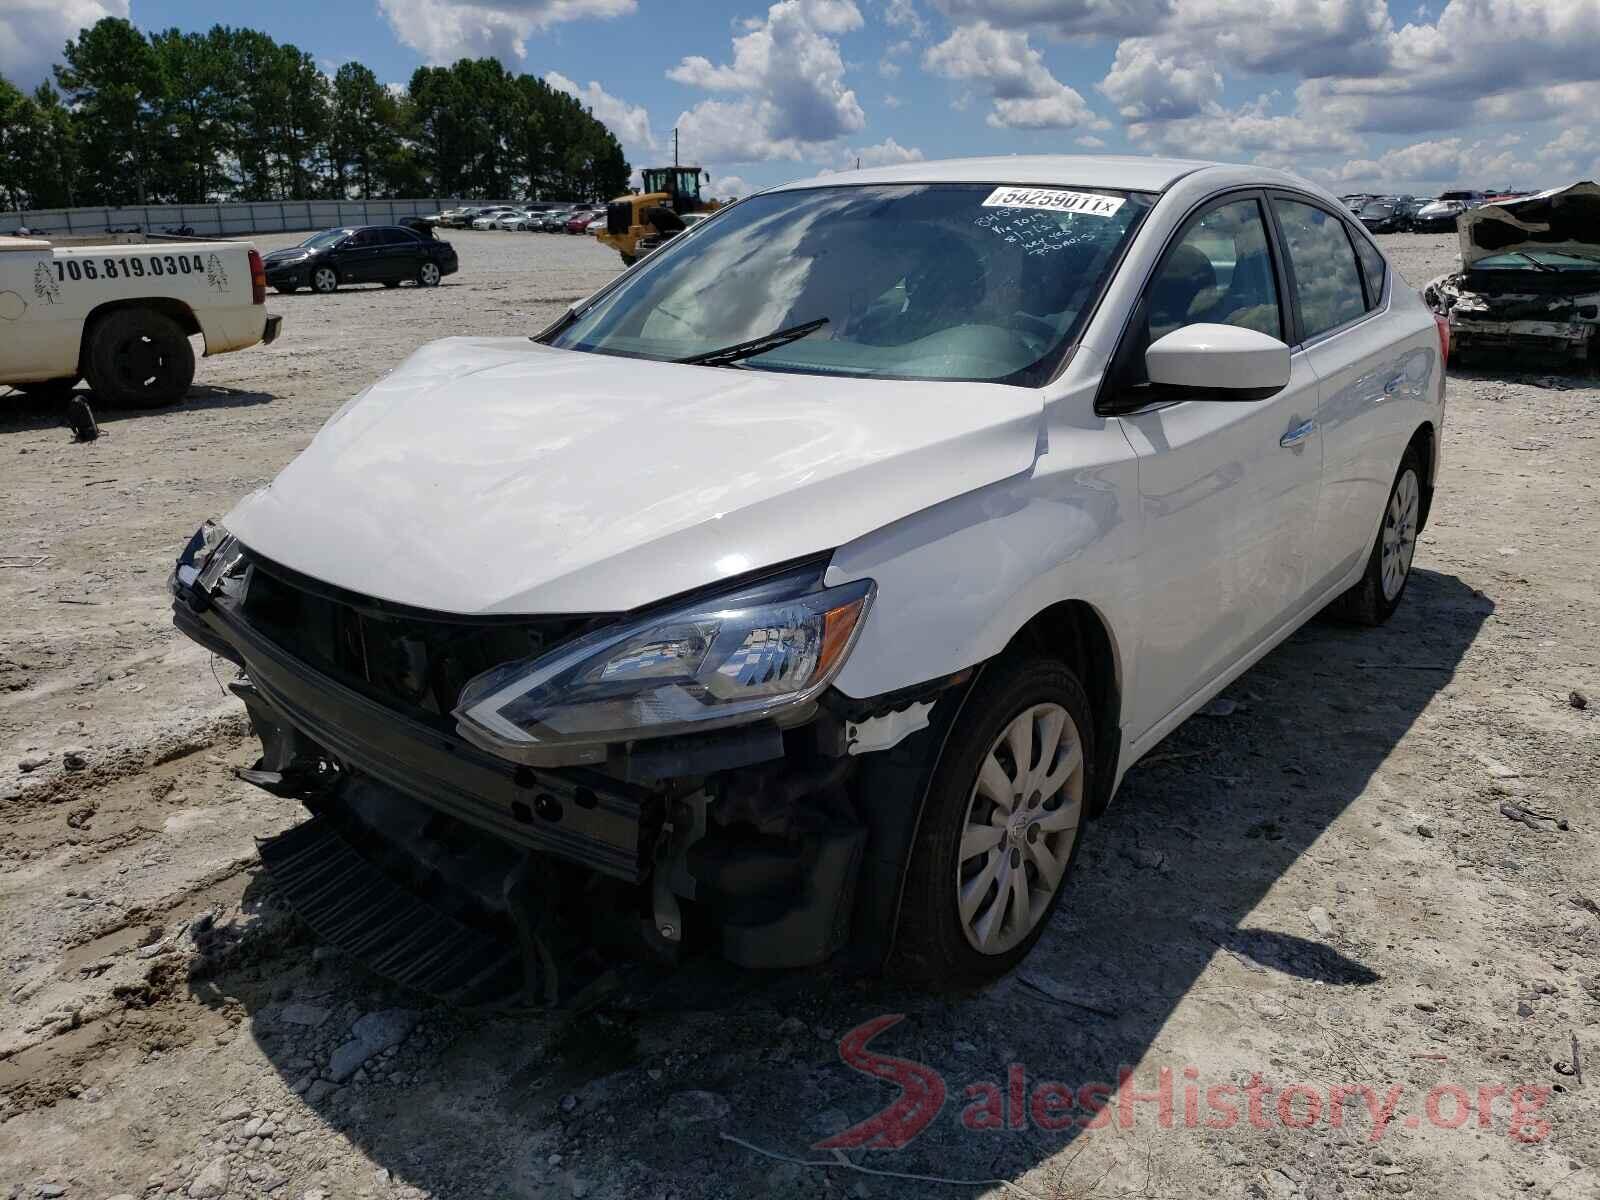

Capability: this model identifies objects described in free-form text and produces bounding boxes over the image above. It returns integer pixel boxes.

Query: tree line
[0,17,633,213]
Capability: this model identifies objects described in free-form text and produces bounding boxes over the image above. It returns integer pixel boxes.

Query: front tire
[417,261,442,287]
[894,655,1092,984]
[82,308,195,408]
[311,266,339,294]
[1326,446,1424,625]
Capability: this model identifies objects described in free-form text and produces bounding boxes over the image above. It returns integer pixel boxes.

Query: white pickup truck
[0,237,281,407]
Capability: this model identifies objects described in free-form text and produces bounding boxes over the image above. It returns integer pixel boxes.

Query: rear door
[1268,194,1421,594]
[375,228,422,281]
[1113,191,1324,737]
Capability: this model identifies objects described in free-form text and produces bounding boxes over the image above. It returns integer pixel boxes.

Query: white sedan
[172,156,1445,993]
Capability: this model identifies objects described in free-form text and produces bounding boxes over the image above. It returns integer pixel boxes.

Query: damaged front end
[171,527,959,1005]
[1423,181,1600,364]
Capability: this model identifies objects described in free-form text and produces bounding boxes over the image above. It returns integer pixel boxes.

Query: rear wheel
[417,261,442,287]
[311,266,339,294]
[82,308,195,408]
[894,655,1092,984]
[1326,446,1424,625]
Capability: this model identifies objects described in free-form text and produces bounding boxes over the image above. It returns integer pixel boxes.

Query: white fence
[0,198,522,238]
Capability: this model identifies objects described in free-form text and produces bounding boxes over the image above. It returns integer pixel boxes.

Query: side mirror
[1144,323,1290,401]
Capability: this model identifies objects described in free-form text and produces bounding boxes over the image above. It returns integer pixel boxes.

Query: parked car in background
[472,208,522,230]
[1412,191,1485,232]
[537,209,576,232]
[425,208,466,227]
[1,236,280,408]
[173,156,1445,1000]
[262,225,458,294]
[585,216,606,235]
[490,210,534,231]
[564,210,599,234]
[1357,198,1409,233]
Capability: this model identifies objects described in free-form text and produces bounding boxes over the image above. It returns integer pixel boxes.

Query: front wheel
[1326,447,1424,625]
[417,261,442,287]
[893,655,1092,984]
[82,308,195,408]
[310,266,339,294]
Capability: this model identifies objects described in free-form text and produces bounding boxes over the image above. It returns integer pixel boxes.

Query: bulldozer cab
[641,167,705,212]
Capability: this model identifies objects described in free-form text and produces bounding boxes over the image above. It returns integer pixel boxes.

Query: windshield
[1359,201,1396,217]
[1473,250,1600,271]
[300,228,352,249]
[546,183,1151,385]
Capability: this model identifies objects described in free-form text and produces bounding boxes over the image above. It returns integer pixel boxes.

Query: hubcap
[421,263,440,285]
[314,268,336,291]
[1381,468,1420,601]
[956,703,1085,955]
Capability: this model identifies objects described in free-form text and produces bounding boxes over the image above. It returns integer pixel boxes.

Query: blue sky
[4,0,1598,198]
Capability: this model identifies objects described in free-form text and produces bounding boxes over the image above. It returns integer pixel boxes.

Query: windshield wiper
[1513,252,1556,272]
[678,317,829,367]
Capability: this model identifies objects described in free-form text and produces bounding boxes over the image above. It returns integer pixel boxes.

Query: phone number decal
[53,252,229,290]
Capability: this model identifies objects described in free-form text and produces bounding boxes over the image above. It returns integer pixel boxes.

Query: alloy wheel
[956,703,1085,955]
[312,267,337,293]
[419,262,441,286]
[1381,467,1419,601]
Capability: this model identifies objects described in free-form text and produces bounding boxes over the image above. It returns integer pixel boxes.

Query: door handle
[1279,419,1316,448]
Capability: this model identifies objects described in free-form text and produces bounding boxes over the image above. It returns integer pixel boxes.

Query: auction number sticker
[982,187,1125,217]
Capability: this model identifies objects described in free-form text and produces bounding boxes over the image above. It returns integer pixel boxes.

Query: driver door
[1112,192,1324,740]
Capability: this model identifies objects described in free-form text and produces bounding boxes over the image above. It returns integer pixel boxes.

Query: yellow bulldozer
[597,166,723,266]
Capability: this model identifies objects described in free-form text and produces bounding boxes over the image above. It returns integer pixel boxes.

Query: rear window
[1272,199,1367,339]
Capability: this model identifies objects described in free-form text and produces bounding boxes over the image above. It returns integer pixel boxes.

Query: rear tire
[893,655,1093,985]
[82,308,195,408]
[417,261,442,287]
[1325,446,1424,626]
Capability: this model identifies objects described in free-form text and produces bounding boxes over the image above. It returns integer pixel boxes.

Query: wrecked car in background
[1357,198,1410,234]
[1412,191,1486,233]
[1425,181,1600,364]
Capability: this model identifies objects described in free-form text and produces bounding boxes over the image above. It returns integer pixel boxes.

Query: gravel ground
[2,230,1598,1200]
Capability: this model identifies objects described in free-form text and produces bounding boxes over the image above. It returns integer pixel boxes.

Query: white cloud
[378,0,635,64]
[0,0,129,88]
[878,57,901,78]
[669,0,867,164]
[843,136,925,166]
[882,0,927,36]
[1098,39,1221,121]
[1126,93,1359,160]
[923,22,1108,130]
[883,92,904,108]
[1075,134,1106,148]
[545,71,656,151]
[930,0,1170,38]
[710,173,752,197]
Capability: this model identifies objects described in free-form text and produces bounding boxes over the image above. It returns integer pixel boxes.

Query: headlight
[453,569,874,763]
[173,520,228,589]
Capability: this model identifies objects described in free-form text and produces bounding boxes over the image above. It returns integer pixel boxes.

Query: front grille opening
[239,559,598,729]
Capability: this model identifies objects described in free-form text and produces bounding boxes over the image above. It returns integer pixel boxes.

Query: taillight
[1434,313,1450,367]
[248,248,266,305]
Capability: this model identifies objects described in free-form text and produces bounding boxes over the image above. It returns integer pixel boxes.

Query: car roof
[769,154,1310,196]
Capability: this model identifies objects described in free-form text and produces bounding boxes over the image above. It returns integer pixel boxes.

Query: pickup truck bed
[0,237,281,407]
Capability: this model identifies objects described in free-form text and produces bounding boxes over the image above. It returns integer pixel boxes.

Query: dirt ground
[2,229,1598,1200]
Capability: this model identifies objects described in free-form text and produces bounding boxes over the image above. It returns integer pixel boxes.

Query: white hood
[224,337,1044,614]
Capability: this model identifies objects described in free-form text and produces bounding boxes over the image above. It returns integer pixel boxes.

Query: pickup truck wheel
[16,376,78,399]
[82,308,195,408]
[894,655,1092,984]
[1325,446,1424,626]
[417,261,442,287]
[311,267,339,294]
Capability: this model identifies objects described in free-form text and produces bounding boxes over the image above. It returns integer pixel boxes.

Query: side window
[1273,199,1367,338]
[1352,233,1387,309]
[1147,197,1283,344]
